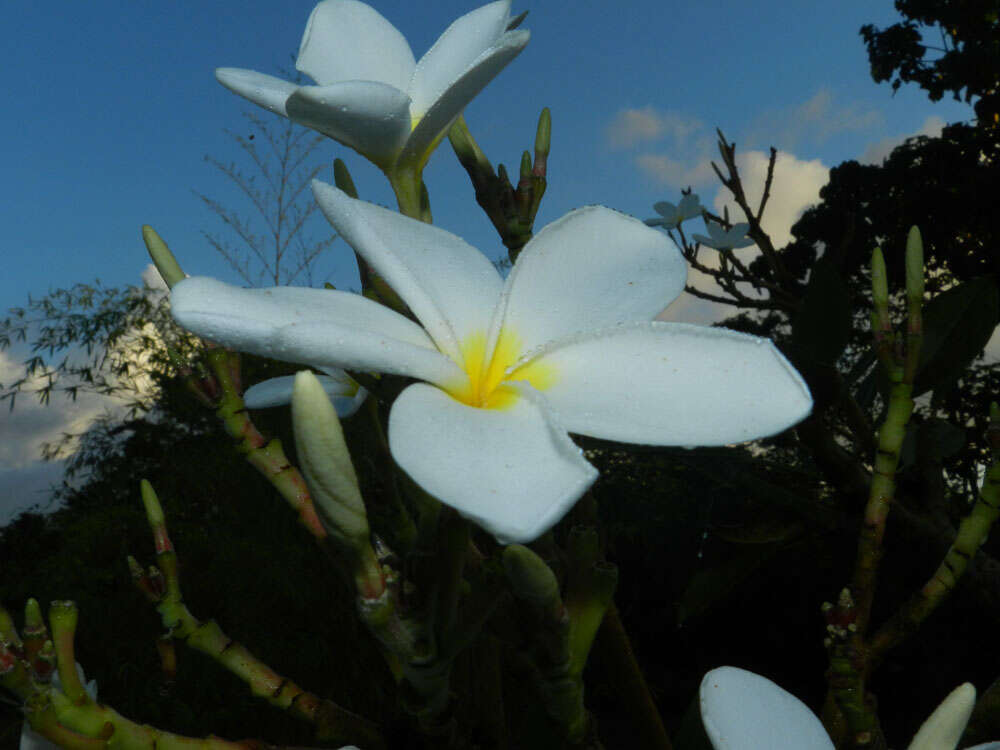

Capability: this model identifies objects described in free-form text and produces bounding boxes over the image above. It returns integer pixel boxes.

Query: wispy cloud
[605,106,703,150]
[604,106,718,187]
[634,153,717,187]
[857,115,946,165]
[745,89,884,151]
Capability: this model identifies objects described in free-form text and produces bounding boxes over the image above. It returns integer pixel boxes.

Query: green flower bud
[141,226,186,288]
[503,544,560,611]
[871,247,889,309]
[534,107,551,161]
[333,158,359,199]
[905,225,925,302]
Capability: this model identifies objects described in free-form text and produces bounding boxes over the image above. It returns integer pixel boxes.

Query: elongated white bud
[292,370,369,546]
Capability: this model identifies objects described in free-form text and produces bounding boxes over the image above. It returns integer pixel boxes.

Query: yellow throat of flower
[449,328,555,410]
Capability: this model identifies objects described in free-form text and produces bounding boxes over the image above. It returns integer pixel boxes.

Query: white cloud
[0,268,168,526]
[858,115,946,165]
[0,349,112,468]
[655,149,829,327]
[712,149,829,250]
[606,107,702,150]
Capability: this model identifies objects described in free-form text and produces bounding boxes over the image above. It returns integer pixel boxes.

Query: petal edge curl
[296,0,415,90]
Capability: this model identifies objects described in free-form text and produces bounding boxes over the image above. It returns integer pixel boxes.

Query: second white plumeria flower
[645,193,704,230]
[693,219,755,250]
[244,370,367,417]
[216,0,529,183]
[699,666,1000,750]
[169,184,812,543]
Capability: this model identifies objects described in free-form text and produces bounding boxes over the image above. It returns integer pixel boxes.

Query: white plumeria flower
[20,662,98,750]
[692,220,755,250]
[645,194,704,230]
[699,666,1000,750]
[169,184,812,543]
[244,370,367,417]
[216,0,529,178]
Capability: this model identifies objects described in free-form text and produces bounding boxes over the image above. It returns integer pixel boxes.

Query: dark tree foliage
[861,0,1000,126]
[775,121,1000,487]
[0,361,393,748]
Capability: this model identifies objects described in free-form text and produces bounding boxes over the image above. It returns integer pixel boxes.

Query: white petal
[518,322,812,445]
[269,320,464,387]
[172,277,434,349]
[700,667,834,750]
[286,82,411,168]
[409,0,513,116]
[296,0,415,91]
[215,68,297,117]
[653,201,679,218]
[244,373,366,417]
[490,207,686,361]
[908,683,976,750]
[311,182,503,367]
[400,29,529,168]
[966,744,1000,749]
[388,383,597,543]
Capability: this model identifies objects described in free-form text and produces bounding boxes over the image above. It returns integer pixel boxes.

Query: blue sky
[0,0,977,522]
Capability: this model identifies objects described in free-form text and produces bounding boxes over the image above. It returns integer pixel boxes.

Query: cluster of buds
[821,587,860,649]
[1,599,101,747]
[448,108,550,261]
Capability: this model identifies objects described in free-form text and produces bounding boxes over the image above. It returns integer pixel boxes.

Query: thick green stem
[593,604,672,750]
[389,166,429,222]
[205,348,327,539]
[137,482,386,747]
[870,414,1000,665]
[824,239,924,747]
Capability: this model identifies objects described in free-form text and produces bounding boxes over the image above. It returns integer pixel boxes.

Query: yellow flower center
[447,327,555,410]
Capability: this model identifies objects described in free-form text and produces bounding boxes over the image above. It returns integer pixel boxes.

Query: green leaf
[792,259,852,365]
[676,544,782,625]
[915,276,999,396]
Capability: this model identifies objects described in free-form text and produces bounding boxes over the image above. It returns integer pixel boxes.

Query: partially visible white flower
[692,220,755,250]
[216,0,529,178]
[169,185,812,544]
[699,666,1000,750]
[245,370,367,417]
[20,663,98,750]
[645,194,703,229]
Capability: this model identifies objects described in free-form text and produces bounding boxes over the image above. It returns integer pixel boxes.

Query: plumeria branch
[709,129,795,288]
[143,227,329,541]
[2,599,353,750]
[869,402,1000,666]
[129,481,386,749]
[822,232,925,748]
